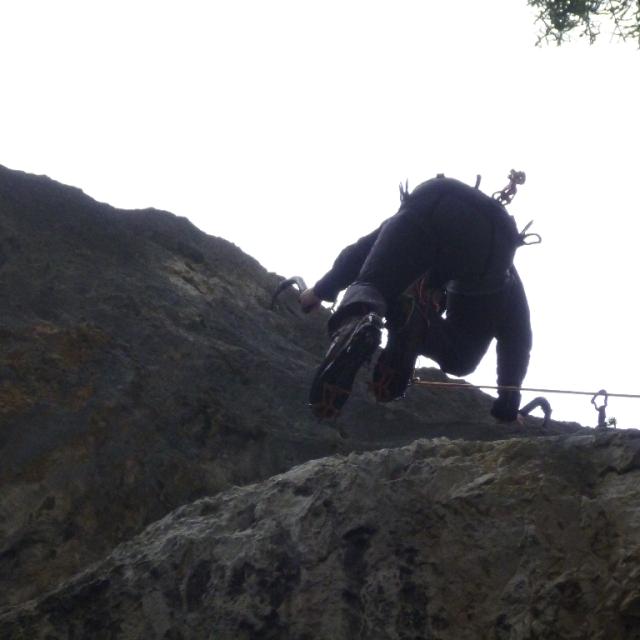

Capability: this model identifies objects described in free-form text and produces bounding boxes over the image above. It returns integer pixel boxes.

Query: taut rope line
[412,379,640,400]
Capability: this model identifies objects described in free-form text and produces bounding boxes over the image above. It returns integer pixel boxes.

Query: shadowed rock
[2,431,640,639]
[0,165,583,610]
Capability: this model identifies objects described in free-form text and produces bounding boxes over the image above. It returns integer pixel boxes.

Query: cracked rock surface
[2,431,640,639]
[0,164,585,620]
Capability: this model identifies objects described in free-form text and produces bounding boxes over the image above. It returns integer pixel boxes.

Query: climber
[300,175,532,423]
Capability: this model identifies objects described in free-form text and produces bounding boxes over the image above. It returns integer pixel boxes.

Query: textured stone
[2,432,640,639]
[0,164,583,611]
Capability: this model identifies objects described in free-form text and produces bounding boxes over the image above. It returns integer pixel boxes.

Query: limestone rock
[0,165,582,609]
[2,431,640,639]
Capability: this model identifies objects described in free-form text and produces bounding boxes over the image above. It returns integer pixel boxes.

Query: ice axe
[519,396,552,427]
[270,276,309,310]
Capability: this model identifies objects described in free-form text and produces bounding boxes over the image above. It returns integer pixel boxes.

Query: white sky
[2,1,639,428]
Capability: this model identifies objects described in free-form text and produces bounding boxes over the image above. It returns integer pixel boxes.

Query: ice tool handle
[270,276,309,309]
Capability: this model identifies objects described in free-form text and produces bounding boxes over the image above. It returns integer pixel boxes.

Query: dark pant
[421,270,531,387]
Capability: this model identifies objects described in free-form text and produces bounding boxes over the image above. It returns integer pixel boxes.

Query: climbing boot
[309,312,383,419]
[371,283,442,402]
[371,299,425,402]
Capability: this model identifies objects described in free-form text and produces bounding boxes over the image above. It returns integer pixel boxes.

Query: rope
[412,379,640,400]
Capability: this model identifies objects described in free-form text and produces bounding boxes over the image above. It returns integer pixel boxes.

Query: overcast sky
[2,1,639,428]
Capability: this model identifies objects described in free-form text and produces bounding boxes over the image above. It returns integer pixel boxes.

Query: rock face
[3,431,640,640]
[0,164,585,618]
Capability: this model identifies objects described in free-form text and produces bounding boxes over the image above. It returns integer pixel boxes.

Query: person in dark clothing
[300,175,532,422]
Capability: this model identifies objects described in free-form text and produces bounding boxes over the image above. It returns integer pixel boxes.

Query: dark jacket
[312,177,532,419]
[315,177,521,301]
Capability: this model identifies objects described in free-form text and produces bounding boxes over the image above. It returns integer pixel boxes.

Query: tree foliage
[528,0,640,45]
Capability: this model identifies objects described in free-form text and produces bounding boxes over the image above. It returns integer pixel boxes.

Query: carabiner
[591,389,609,429]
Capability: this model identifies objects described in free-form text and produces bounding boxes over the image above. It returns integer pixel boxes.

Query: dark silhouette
[301,175,532,422]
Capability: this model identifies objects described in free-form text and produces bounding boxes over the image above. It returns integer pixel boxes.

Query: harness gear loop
[411,275,446,327]
[519,220,542,246]
[493,169,526,206]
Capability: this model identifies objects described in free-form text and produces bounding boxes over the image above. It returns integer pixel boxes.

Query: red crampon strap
[369,362,401,403]
[311,382,351,419]
[412,276,444,323]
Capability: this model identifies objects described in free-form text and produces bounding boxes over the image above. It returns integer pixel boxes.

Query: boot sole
[371,351,414,402]
[310,315,382,419]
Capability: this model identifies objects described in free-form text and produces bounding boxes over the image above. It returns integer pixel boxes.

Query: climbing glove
[491,390,521,422]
